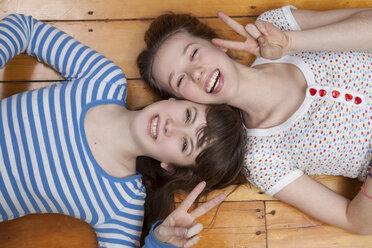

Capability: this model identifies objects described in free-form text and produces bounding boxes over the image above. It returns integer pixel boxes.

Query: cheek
[181,85,208,103]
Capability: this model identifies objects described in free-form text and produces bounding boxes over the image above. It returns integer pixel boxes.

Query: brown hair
[137,12,220,98]
[137,104,247,244]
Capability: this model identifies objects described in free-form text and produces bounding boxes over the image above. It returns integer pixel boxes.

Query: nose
[164,118,190,137]
[191,67,205,85]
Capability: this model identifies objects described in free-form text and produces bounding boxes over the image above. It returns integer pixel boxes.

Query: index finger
[190,193,226,219]
[217,11,249,38]
[177,181,206,212]
[212,38,259,56]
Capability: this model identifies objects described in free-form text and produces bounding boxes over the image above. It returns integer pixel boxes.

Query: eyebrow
[192,106,197,125]
[187,137,194,157]
[167,42,196,89]
[186,107,198,157]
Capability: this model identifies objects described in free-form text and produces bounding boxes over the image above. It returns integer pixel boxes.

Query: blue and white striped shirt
[0,14,172,248]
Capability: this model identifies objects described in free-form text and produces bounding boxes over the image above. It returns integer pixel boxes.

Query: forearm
[286,9,372,53]
[345,169,372,235]
[0,14,125,83]
[274,174,372,235]
[0,14,31,67]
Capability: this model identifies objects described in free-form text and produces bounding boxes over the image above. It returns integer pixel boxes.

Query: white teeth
[151,116,158,139]
[206,70,220,93]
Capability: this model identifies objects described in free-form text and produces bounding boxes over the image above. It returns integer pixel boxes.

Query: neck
[228,62,305,128]
[227,64,278,125]
[85,104,142,176]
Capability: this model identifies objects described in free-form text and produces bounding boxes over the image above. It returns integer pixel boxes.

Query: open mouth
[205,69,223,94]
[149,115,159,140]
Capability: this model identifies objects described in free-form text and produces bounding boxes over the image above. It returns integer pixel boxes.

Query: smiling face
[132,99,208,167]
[151,32,240,104]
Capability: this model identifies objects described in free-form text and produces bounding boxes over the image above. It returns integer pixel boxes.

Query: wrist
[153,220,164,241]
[283,31,293,55]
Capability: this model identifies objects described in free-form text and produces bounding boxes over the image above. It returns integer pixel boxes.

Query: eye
[191,49,198,60]
[185,109,191,123]
[177,75,184,88]
[182,138,188,152]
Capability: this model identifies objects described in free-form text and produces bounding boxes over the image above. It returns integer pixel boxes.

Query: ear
[160,162,175,172]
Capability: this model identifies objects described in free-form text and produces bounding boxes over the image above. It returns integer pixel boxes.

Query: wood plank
[0,82,54,99]
[0,18,255,81]
[0,0,370,20]
[266,201,372,247]
[267,227,372,248]
[0,202,266,248]
[194,201,266,248]
[0,214,98,248]
[0,80,161,110]
[312,175,362,200]
[266,201,322,230]
[200,176,361,203]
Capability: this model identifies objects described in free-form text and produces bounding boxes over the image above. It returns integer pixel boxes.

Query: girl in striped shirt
[0,14,246,247]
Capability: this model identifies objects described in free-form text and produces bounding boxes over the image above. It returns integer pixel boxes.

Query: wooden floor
[0,0,372,247]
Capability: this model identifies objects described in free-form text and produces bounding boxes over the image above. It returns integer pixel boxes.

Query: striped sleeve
[0,14,126,85]
[143,221,180,248]
[94,181,179,248]
[95,192,145,247]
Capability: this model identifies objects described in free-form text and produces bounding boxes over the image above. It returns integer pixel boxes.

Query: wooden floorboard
[0,0,369,20]
[195,202,267,248]
[1,0,372,247]
[0,214,98,248]
[0,18,256,81]
[266,201,372,248]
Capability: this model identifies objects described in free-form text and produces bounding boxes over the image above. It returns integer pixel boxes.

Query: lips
[148,115,159,140]
[204,69,224,94]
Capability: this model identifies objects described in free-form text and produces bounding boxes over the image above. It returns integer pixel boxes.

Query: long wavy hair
[137,12,220,98]
[137,104,247,244]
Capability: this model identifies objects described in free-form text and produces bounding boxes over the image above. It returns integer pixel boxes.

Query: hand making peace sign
[154,181,226,248]
[212,11,291,60]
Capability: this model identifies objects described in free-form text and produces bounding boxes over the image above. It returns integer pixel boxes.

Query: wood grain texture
[0,0,370,20]
[266,202,372,248]
[194,201,266,248]
[0,18,256,81]
[0,214,98,248]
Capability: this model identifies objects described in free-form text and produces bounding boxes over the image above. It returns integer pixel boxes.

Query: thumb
[257,35,279,59]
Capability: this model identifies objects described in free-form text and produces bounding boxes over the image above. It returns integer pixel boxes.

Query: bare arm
[292,8,370,30]
[275,172,372,234]
[212,8,372,60]
[288,8,372,53]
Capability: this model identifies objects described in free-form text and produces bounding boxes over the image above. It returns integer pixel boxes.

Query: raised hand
[212,11,291,60]
[154,181,226,248]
